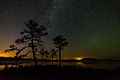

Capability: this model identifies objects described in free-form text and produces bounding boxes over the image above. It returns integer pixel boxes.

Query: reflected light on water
[0,65,17,70]
[0,65,5,70]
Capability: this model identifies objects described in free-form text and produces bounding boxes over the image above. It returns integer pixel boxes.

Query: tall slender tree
[40,49,50,65]
[50,49,57,64]
[53,35,68,66]
[15,20,48,67]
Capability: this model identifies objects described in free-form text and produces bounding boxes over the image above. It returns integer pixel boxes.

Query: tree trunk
[52,56,53,65]
[59,45,62,66]
[32,44,38,67]
[15,56,18,67]
[41,54,43,65]
[31,29,38,67]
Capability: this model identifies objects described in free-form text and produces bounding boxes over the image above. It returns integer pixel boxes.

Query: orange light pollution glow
[0,51,15,57]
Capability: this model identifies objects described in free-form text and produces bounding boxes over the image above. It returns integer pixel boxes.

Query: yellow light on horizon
[75,57,83,60]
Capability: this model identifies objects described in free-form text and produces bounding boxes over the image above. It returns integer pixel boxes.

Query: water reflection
[0,64,17,70]
[82,62,120,70]
[0,61,120,70]
[0,65,5,70]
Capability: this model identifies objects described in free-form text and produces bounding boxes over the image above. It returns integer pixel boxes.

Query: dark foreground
[0,65,120,80]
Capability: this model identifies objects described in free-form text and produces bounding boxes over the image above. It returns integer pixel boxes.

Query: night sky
[0,0,120,59]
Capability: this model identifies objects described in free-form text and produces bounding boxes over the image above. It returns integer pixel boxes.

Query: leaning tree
[5,44,29,65]
[6,20,48,67]
[53,35,68,66]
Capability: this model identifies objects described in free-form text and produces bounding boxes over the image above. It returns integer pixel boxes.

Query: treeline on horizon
[0,56,120,63]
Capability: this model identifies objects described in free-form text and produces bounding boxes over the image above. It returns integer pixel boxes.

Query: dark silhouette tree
[4,20,47,67]
[14,20,48,67]
[5,44,28,66]
[43,50,49,59]
[40,49,49,65]
[50,49,57,64]
[53,35,68,66]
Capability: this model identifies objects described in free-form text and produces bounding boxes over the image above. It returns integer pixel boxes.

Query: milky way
[0,0,120,59]
[48,0,120,59]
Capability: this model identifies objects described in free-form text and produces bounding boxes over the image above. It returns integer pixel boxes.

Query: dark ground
[0,65,119,80]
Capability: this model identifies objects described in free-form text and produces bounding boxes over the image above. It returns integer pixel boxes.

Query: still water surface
[0,61,120,70]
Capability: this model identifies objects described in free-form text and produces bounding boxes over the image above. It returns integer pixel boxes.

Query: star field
[0,0,120,59]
